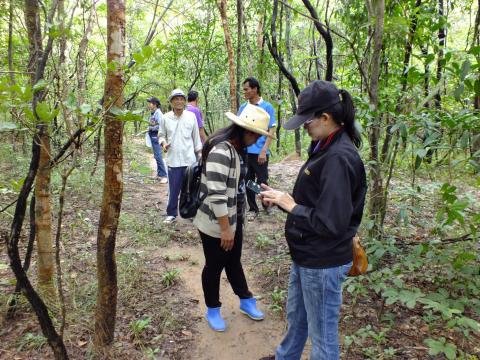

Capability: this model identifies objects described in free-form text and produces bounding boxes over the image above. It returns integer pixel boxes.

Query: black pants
[246,153,269,213]
[199,216,252,308]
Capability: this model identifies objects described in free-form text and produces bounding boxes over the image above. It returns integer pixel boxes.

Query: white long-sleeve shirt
[159,110,202,167]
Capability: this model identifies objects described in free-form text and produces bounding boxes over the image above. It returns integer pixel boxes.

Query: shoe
[206,307,226,332]
[240,297,264,320]
[163,216,176,224]
[159,177,168,184]
[259,356,275,360]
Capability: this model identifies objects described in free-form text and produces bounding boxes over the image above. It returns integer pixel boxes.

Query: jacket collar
[309,127,344,156]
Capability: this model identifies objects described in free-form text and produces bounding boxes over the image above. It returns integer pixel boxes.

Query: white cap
[169,88,186,101]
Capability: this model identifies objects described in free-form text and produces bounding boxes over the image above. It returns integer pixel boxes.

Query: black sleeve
[290,155,354,238]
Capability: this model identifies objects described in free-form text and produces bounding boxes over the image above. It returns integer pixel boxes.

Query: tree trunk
[24,0,43,84]
[76,0,95,130]
[35,130,55,293]
[7,195,36,316]
[367,0,385,237]
[434,0,446,109]
[25,0,56,296]
[422,45,430,107]
[382,0,422,162]
[6,128,69,360]
[217,0,237,111]
[301,0,333,81]
[286,3,301,156]
[275,2,284,148]
[94,0,125,347]
[235,0,243,111]
[57,0,74,137]
[8,0,15,84]
[471,0,480,155]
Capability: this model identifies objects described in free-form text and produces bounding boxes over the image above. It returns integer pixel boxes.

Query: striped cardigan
[193,141,240,238]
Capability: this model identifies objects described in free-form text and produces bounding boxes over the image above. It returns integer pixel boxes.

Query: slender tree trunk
[57,0,74,137]
[285,2,301,155]
[275,2,284,149]
[25,0,56,296]
[77,1,94,131]
[217,0,237,111]
[35,131,55,293]
[434,0,446,109]
[367,0,385,237]
[301,0,333,81]
[8,0,15,84]
[6,128,69,360]
[236,0,242,111]
[7,196,36,316]
[25,0,43,84]
[471,0,480,155]
[94,0,125,347]
[382,0,422,162]
[422,45,430,107]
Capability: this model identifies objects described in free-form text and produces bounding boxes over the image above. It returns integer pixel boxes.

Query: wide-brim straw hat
[225,104,276,139]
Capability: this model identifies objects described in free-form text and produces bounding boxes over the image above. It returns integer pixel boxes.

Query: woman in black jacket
[260,81,367,360]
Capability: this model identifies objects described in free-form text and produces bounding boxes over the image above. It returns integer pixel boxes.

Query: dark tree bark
[6,1,69,358]
[422,45,430,107]
[434,0,446,109]
[285,1,301,155]
[268,0,302,155]
[7,196,36,316]
[301,0,333,81]
[267,0,300,96]
[94,0,125,347]
[471,0,480,155]
[5,128,69,359]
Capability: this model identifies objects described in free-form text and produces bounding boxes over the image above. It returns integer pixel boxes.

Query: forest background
[0,0,479,358]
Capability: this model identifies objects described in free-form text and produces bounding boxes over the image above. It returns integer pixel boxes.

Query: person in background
[159,89,202,224]
[146,97,168,184]
[194,104,275,332]
[187,90,207,143]
[238,77,276,218]
[259,81,367,360]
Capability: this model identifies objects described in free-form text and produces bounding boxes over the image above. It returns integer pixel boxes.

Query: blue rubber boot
[239,297,264,321]
[206,307,226,332]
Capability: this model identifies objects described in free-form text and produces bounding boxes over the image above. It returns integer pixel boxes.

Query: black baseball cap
[146,96,161,106]
[284,80,341,130]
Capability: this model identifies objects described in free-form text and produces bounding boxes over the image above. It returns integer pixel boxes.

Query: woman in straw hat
[193,104,275,332]
[260,81,367,360]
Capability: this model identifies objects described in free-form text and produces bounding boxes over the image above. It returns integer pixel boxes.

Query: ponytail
[339,89,362,148]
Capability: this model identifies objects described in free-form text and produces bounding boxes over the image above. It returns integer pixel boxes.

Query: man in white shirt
[159,89,202,223]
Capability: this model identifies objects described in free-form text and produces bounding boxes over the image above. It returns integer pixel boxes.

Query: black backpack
[179,160,206,219]
[179,143,234,219]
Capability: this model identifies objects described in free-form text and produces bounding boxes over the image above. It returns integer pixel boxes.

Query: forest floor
[0,139,479,359]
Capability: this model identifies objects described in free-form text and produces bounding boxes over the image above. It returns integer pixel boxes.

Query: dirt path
[146,156,287,360]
